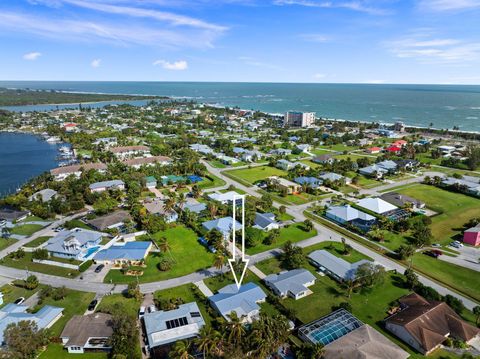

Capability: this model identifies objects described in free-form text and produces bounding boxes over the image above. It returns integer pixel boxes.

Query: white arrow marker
[228,194,249,290]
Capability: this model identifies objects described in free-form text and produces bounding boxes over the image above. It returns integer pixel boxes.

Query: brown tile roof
[85,210,131,231]
[386,293,480,353]
[110,145,150,153]
[50,163,107,175]
[324,324,410,359]
[60,313,113,347]
[123,156,172,167]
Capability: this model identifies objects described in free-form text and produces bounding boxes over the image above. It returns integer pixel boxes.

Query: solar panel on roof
[190,312,201,318]
[165,316,188,329]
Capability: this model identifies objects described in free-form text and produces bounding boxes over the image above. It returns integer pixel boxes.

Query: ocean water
[1,81,480,131]
[0,132,58,197]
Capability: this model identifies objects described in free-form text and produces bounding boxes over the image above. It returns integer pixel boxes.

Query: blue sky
[0,0,480,83]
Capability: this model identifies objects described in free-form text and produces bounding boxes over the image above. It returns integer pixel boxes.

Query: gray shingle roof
[308,250,371,281]
[264,269,316,296]
[209,283,266,320]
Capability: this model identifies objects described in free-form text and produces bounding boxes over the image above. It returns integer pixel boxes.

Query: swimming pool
[82,246,101,258]
[298,309,363,346]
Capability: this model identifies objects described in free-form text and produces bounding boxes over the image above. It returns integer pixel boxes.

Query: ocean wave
[466,116,478,120]
[444,106,456,110]
[470,107,480,110]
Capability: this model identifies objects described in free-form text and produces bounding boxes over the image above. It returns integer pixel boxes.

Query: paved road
[0,163,477,310]
[0,210,88,259]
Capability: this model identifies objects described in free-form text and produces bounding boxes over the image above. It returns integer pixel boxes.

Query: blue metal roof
[94,241,151,261]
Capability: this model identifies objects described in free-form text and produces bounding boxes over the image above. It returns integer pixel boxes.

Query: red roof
[387,145,402,152]
[64,123,77,127]
[393,140,407,146]
[368,147,382,151]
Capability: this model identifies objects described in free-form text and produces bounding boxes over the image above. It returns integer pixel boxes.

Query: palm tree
[311,343,325,359]
[195,326,221,358]
[177,192,186,210]
[473,306,480,326]
[158,236,175,262]
[191,185,201,198]
[207,202,218,218]
[213,252,226,270]
[170,340,193,359]
[226,311,246,345]
[343,279,357,298]
[164,196,176,214]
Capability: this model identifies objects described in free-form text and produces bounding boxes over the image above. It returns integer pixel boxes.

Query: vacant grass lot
[104,226,214,284]
[198,173,226,189]
[31,288,95,336]
[412,253,480,302]
[396,184,480,244]
[97,293,141,318]
[10,224,44,236]
[0,284,39,309]
[246,223,317,255]
[2,252,80,278]
[0,237,16,251]
[24,236,52,248]
[224,166,287,185]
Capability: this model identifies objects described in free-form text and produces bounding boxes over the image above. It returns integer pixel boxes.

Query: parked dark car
[88,299,98,311]
[423,250,439,258]
[94,264,105,273]
[431,249,443,256]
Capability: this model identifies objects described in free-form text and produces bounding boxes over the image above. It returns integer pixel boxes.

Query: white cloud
[313,73,326,79]
[91,58,101,67]
[153,59,188,70]
[23,51,42,60]
[0,11,221,49]
[272,0,390,15]
[385,32,480,64]
[418,0,480,11]
[299,33,330,43]
[238,56,284,70]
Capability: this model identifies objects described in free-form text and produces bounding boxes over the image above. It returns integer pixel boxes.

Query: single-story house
[308,250,372,282]
[441,177,480,196]
[0,304,64,345]
[183,199,207,214]
[269,176,301,194]
[296,144,311,153]
[295,176,323,189]
[60,313,113,354]
[264,269,316,300]
[209,283,267,322]
[312,154,335,164]
[123,156,172,169]
[365,147,382,154]
[94,241,152,265]
[144,302,206,354]
[29,189,58,203]
[323,324,409,359]
[385,293,480,355]
[269,148,292,156]
[202,217,242,239]
[89,180,125,193]
[464,225,480,246]
[144,198,178,223]
[359,160,398,178]
[253,212,279,231]
[276,159,295,171]
[318,172,351,184]
[394,159,420,171]
[325,205,376,232]
[190,144,214,155]
[208,191,243,205]
[45,228,104,260]
[86,210,132,232]
[145,176,157,189]
[0,207,30,225]
[357,197,398,215]
[379,192,425,210]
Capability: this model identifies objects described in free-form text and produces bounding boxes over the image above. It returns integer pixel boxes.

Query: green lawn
[97,294,141,318]
[0,237,16,251]
[10,224,44,236]
[246,223,317,255]
[20,215,49,223]
[346,172,381,189]
[368,230,407,251]
[411,253,480,302]
[0,284,40,309]
[154,283,213,325]
[24,236,52,248]
[311,148,336,156]
[39,344,107,359]
[255,241,371,275]
[317,144,357,152]
[104,226,214,284]
[208,160,227,168]
[198,173,226,189]
[1,252,80,278]
[64,219,91,230]
[224,166,287,185]
[396,184,480,244]
[30,288,95,336]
